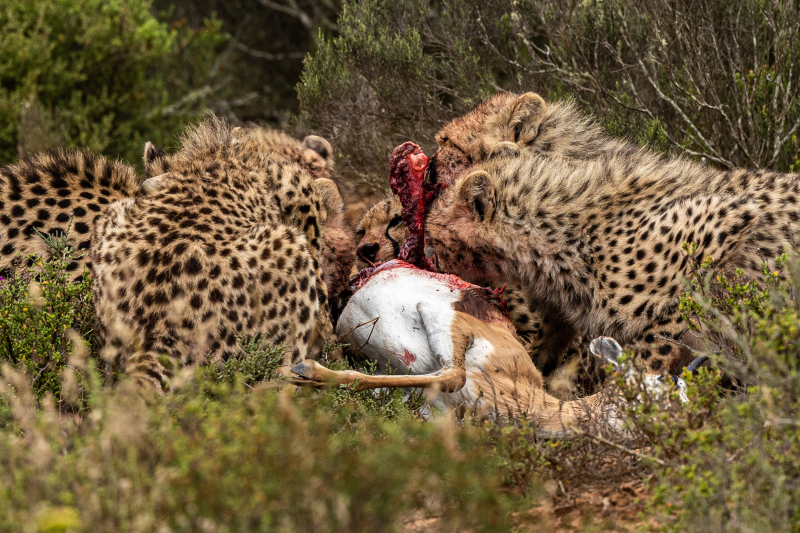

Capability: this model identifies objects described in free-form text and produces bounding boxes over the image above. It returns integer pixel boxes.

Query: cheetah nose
[357,243,380,263]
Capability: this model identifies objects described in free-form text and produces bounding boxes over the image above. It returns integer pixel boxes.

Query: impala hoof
[291,360,318,379]
[589,336,623,365]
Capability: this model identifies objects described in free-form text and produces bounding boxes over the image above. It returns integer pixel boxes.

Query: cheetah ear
[458,171,496,223]
[313,178,344,226]
[143,141,167,177]
[510,92,547,146]
[303,135,334,169]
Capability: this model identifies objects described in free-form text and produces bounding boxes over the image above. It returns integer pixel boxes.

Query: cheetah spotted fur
[91,118,353,388]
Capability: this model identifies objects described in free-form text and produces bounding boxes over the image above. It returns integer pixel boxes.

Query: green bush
[298,0,502,187]
[0,233,94,403]
[299,0,800,192]
[0,360,523,531]
[644,254,800,531]
[0,0,227,165]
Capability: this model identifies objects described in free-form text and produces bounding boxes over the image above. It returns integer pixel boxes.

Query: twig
[572,427,666,466]
[654,335,707,355]
[764,417,800,428]
[256,0,312,29]
[234,42,306,61]
[32,362,52,393]
[337,317,380,351]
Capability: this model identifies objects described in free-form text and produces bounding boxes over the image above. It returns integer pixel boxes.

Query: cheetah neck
[536,101,650,163]
[490,205,597,327]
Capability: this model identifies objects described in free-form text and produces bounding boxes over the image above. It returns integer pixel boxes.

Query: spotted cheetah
[0,151,143,281]
[419,139,797,374]
[425,91,639,190]
[353,195,586,375]
[144,125,334,181]
[91,118,354,389]
[354,196,407,270]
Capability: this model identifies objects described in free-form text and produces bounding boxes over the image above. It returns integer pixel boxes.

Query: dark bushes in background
[298,0,800,190]
[0,0,226,165]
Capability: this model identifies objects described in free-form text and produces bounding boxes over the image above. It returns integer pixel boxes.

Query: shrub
[0,359,523,531]
[646,253,800,531]
[298,0,800,192]
[0,229,94,403]
[0,0,227,165]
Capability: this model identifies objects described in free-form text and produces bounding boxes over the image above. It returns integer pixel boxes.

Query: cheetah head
[354,196,408,271]
[142,127,335,182]
[426,92,547,189]
[424,169,507,285]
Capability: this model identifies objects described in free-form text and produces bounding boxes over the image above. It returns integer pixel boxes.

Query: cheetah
[389,90,790,376]
[425,91,637,190]
[353,195,586,375]
[91,118,354,389]
[143,125,334,181]
[415,140,798,375]
[354,196,407,270]
[0,151,143,281]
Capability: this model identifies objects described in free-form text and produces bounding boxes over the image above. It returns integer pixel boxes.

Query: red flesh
[388,142,439,270]
[344,143,509,317]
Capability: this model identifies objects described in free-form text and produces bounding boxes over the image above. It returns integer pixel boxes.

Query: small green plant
[204,335,286,388]
[0,231,94,401]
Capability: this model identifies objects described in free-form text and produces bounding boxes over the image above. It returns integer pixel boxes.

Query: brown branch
[234,42,307,61]
[572,427,666,467]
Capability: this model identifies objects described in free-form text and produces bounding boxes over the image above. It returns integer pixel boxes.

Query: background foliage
[298,0,800,189]
[0,0,226,165]
[5,0,797,183]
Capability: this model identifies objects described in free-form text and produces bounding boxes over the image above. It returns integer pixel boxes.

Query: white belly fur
[336,268,505,414]
[336,268,459,374]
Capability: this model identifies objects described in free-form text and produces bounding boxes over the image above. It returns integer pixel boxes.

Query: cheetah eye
[387,215,403,229]
[513,122,523,143]
[356,229,365,238]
